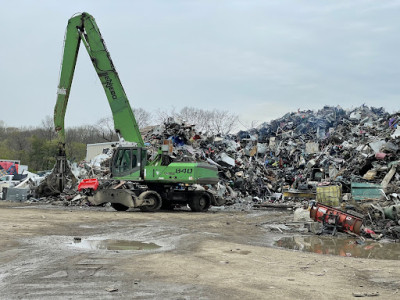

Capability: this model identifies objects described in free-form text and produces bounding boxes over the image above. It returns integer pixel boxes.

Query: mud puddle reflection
[275,236,400,260]
[71,239,161,251]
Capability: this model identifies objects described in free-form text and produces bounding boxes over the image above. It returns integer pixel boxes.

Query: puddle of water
[72,239,161,251]
[275,236,400,260]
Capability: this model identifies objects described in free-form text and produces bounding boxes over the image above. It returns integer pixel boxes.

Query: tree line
[0,107,238,172]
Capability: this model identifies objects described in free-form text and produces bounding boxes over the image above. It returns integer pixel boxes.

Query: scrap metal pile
[138,105,400,239]
[140,106,400,201]
[5,105,400,239]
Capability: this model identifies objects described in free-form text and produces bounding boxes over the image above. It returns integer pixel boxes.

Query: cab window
[115,149,131,173]
[113,148,141,176]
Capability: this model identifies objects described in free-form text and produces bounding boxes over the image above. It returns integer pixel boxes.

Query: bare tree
[40,115,56,141]
[238,119,260,131]
[95,116,118,142]
[95,107,152,141]
[132,107,152,128]
[154,107,177,124]
[78,125,104,144]
[209,109,238,135]
[177,107,238,135]
[179,107,208,131]
[152,106,238,135]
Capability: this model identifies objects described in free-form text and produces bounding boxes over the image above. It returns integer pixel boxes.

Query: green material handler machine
[49,12,224,212]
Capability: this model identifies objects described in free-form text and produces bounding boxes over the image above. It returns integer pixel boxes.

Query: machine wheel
[139,191,162,212]
[189,192,211,212]
[111,203,129,211]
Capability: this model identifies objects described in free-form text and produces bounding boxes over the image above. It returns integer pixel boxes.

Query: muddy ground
[0,201,399,299]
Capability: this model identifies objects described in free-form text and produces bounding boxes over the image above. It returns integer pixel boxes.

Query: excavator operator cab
[111,147,147,179]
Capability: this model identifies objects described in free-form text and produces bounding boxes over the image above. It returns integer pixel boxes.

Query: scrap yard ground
[1,202,399,299]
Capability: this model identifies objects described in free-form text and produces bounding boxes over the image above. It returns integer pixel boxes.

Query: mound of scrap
[22,105,400,239]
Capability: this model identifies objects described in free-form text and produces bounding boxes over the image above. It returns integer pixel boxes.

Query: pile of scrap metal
[22,105,400,225]
[153,106,400,206]
[0,171,43,202]
[135,104,400,239]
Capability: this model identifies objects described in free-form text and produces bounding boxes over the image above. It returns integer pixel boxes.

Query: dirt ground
[1,201,399,299]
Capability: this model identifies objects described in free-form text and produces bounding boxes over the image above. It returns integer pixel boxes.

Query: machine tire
[189,192,211,212]
[111,203,129,211]
[139,191,162,212]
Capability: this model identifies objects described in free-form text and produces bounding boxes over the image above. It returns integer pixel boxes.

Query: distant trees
[96,108,153,142]
[0,118,101,172]
[133,108,152,129]
[95,116,118,142]
[156,106,238,135]
[29,136,58,171]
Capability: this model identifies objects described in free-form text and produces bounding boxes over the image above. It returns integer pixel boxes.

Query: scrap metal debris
[4,105,400,242]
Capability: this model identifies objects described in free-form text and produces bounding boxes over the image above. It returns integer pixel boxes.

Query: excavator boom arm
[54,12,144,148]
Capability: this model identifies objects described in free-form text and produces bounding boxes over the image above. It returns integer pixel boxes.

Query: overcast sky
[1,0,400,130]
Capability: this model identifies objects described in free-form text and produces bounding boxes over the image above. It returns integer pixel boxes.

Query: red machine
[78,178,99,192]
[310,202,363,235]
